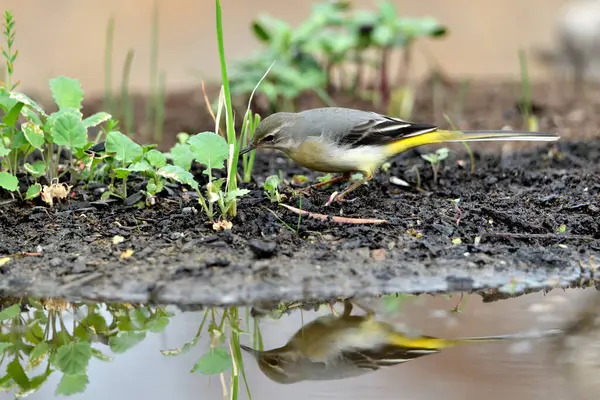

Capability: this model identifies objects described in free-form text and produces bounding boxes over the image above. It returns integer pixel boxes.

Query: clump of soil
[0,79,599,307]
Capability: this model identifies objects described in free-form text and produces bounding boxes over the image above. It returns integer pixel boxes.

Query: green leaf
[50,110,88,149]
[108,331,146,354]
[55,373,89,396]
[226,188,250,202]
[0,172,18,192]
[187,132,229,170]
[2,101,24,127]
[52,342,92,375]
[91,348,113,362]
[7,357,30,389]
[146,315,169,333]
[21,122,45,150]
[28,342,50,368]
[264,175,281,191]
[82,112,111,128]
[0,342,13,352]
[25,183,42,200]
[114,168,130,179]
[9,92,47,116]
[0,304,20,321]
[49,76,84,111]
[0,142,10,157]
[127,160,152,173]
[106,131,143,164]
[145,149,166,168]
[24,161,46,178]
[157,165,199,190]
[168,143,195,171]
[191,347,232,375]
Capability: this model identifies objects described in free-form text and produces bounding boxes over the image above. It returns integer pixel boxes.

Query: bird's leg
[326,172,374,206]
[342,300,354,317]
[297,173,351,194]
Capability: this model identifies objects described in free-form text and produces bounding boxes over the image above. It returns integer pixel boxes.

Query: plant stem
[147,0,159,141]
[215,0,239,217]
[104,15,115,115]
[379,46,390,105]
[154,71,166,145]
[120,49,135,135]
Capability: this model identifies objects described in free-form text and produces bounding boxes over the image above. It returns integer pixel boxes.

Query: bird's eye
[262,135,275,142]
[264,356,279,366]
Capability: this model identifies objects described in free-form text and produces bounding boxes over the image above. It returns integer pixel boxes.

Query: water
[0,288,597,400]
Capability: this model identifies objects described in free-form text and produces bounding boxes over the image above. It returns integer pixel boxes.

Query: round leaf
[52,342,92,375]
[50,110,88,150]
[191,348,232,375]
[187,132,229,170]
[0,172,18,192]
[106,131,143,164]
[49,76,84,111]
[22,122,45,150]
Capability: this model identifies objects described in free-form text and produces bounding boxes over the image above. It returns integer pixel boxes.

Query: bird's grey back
[295,107,377,142]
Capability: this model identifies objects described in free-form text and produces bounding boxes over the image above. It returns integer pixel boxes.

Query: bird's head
[239,112,299,156]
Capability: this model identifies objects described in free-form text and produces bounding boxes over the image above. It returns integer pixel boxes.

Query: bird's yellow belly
[288,141,386,174]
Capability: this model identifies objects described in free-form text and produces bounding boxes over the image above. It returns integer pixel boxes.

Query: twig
[481,232,594,240]
[280,203,387,225]
[6,252,42,257]
[201,80,225,137]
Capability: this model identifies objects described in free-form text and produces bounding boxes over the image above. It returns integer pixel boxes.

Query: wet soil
[1,80,599,307]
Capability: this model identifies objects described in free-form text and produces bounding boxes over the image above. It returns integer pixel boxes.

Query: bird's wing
[341,344,441,371]
[337,113,438,148]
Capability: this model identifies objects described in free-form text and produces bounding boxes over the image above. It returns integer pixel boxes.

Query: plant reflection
[0,297,174,397]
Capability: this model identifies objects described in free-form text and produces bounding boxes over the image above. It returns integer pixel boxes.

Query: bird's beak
[240,344,259,357]
[239,144,256,156]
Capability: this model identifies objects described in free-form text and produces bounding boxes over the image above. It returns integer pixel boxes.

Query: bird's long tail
[387,329,563,350]
[386,129,559,156]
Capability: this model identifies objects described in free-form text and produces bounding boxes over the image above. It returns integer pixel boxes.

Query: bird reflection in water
[241,300,562,384]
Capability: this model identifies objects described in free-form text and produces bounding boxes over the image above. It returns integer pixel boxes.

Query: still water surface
[1,288,597,400]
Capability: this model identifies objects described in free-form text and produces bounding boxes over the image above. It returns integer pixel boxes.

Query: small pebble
[248,240,277,259]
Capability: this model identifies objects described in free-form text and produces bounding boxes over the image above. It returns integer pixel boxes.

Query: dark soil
[1,79,599,307]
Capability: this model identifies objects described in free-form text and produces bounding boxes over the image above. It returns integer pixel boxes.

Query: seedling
[421,147,449,183]
[518,49,539,132]
[444,113,475,174]
[263,175,283,203]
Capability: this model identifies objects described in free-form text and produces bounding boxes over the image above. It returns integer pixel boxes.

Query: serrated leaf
[50,110,87,150]
[127,160,152,173]
[0,142,10,157]
[0,304,20,321]
[25,183,42,200]
[145,149,166,168]
[187,132,229,170]
[146,315,169,333]
[0,342,13,352]
[168,143,195,171]
[83,112,111,128]
[191,348,232,375]
[9,92,46,116]
[0,172,18,192]
[157,165,199,190]
[106,131,143,164]
[49,76,84,111]
[55,373,88,396]
[21,122,45,150]
[108,331,146,354]
[52,342,92,375]
[28,342,49,368]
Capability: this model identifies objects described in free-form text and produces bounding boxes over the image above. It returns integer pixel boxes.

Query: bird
[239,107,560,204]
[240,300,563,384]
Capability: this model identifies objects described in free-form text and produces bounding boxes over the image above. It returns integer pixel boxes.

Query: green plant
[443,113,476,174]
[421,147,449,183]
[518,49,539,132]
[0,298,173,397]
[263,174,282,203]
[231,0,446,112]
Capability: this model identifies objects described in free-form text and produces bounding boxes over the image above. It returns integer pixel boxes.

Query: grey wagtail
[241,300,562,384]
[239,107,560,203]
